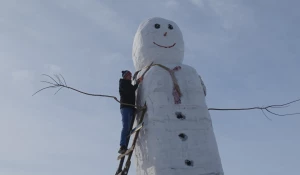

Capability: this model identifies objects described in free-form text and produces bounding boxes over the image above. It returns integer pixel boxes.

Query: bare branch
[265,108,300,116]
[40,81,56,86]
[32,85,57,96]
[42,74,59,85]
[33,74,146,110]
[34,70,299,118]
[261,109,272,121]
[59,74,67,86]
[54,74,62,85]
[270,105,290,109]
[267,98,300,108]
[209,98,300,120]
[54,87,64,95]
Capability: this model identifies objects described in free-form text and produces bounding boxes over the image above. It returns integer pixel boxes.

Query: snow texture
[132,17,224,175]
[132,17,184,71]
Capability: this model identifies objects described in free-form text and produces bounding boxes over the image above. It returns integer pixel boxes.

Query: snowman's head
[132,17,184,70]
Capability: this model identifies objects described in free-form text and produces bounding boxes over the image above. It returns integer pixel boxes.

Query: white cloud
[165,0,180,9]
[44,64,62,75]
[54,0,132,36]
[10,69,36,94]
[190,0,204,7]
[100,52,129,65]
[11,70,34,82]
[190,0,257,31]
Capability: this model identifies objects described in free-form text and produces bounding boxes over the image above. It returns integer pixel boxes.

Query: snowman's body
[132,17,223,175]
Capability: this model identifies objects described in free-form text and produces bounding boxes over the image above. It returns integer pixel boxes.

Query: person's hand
[138,76,143,83]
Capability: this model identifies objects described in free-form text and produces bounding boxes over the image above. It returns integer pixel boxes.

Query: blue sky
[1,0,300,174]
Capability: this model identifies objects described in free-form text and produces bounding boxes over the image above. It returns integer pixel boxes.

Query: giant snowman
[132,17,224,175]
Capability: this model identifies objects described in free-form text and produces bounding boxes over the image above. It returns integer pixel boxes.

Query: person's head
[122,70,132,80]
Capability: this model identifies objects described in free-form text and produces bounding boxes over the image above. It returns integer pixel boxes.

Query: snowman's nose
[164,32,167,36]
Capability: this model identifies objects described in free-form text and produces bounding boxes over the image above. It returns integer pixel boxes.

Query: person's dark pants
[120,107,134,147]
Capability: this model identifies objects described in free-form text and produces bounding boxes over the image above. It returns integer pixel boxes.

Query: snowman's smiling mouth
[153,42,176,48]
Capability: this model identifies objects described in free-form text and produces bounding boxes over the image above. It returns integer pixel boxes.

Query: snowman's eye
[168,24,173,30]
[154,24,160,29]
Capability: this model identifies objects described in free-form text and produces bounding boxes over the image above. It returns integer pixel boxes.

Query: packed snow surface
[132,17,224,175]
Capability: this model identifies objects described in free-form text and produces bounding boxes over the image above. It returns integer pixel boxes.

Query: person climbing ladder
[118,70,143,154]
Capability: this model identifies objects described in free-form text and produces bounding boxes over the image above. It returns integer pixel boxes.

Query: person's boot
[118,146,127,154]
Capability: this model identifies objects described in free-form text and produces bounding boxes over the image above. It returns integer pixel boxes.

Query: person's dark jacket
[119,79,140,109]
